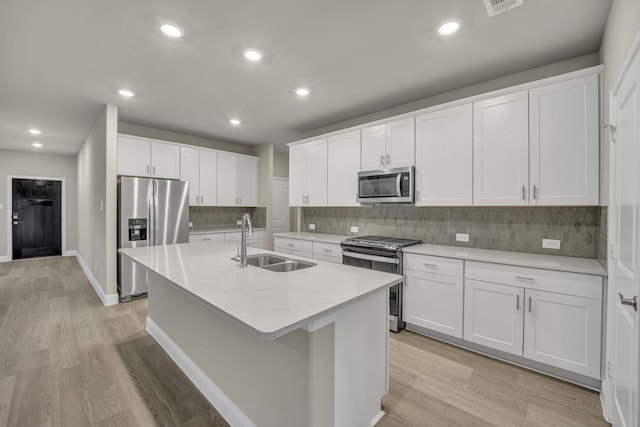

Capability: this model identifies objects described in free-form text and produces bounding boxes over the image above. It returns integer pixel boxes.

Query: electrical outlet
[350,226,359,233]
[236,220,242,225]
[456,233,469,242]
[188,221,193,228]
[308,223,316,230]
[542,239,561,249]
[100,201,104,211]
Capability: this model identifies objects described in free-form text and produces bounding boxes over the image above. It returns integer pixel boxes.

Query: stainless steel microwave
[357,166,414,204]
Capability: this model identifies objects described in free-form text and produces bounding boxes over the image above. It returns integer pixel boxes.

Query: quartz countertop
[190,227,266,235]
[273,231,349,245]
[119,242,401,339]
[403,243,607,276]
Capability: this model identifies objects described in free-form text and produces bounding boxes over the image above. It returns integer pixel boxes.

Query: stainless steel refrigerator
[117,176,189,301]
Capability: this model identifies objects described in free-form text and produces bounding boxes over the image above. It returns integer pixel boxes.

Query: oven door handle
[342,251,399,264]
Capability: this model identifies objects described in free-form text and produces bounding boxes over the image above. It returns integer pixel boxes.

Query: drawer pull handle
[515,276,535,282]
[287,243,294,247]
[323,248,332,253]
[618,293,638,312]
[203,238,211,241]
[423,263,438,268]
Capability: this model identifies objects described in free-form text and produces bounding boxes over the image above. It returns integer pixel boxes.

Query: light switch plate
[350,226,359,233]
[456,233,469,242]
[308,223,316,230]
[542,239,561,249]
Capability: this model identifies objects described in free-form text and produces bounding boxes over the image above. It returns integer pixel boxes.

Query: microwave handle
[396,173,401,196]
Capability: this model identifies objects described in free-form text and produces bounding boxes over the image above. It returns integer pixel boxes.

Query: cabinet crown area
[288,65,603,208]
[117,133,259,207]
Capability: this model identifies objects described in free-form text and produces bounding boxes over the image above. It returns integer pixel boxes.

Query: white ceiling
[0,0,612,155]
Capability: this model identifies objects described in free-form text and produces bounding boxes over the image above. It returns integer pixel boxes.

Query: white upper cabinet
[415,104,473,206]
[327,131,361,206]
[473,91,530,206]
[289,139,327,207]
[529,74,599,205]
[180,147,218,206]
[361,117,415,170]
[117,135,180,179]
[217,152,259,207]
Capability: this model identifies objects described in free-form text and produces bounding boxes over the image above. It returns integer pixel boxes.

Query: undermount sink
[240,253,317,272]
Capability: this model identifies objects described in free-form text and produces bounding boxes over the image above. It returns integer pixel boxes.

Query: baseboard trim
[63,250,78,257]
[146,316,255,427]
[370,410,385,427]
[0,256,8,263]
[75,253,119,306]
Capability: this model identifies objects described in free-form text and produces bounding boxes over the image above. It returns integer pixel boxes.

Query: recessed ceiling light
[295,88,310,96]
[160,23,184,38]
[229,118,241,125]
[243,49,263,62]
[32,142,42,148]
[118,89,135,97]
[28,129,41,135]
[438,20,460,36]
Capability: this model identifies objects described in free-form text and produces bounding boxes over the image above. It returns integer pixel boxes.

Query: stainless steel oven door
[342,248,405,332]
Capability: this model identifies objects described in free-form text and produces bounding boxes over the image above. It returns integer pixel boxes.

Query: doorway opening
[11,178,62,260]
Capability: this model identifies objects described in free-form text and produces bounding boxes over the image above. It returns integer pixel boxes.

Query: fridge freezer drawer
[118,253,148,301]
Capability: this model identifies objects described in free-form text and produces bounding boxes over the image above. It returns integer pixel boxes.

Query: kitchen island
[119,241,402,427]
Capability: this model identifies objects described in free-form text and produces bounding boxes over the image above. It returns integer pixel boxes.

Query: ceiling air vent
[483,0,524,17]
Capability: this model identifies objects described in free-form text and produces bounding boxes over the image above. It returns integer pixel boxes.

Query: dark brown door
[12,179,62,260]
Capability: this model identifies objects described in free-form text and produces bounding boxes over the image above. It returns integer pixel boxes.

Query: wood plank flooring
[0,256,610,426]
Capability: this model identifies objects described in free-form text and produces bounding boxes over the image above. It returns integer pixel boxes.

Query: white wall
[274,153,289,178]
[0,149,78,259]
[599,0,640,205]
[77,104,118,299]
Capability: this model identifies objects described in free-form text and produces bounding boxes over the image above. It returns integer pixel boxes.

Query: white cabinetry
[415,104,472,206]
[289,139,327,207]
[473,91,530,206]
[312,241,342,264]
[189,233,225,243]
[327,131,361,206]
[217,152,258,207]
[464,261,602,378]
[224,230,266,249]
[117,135,181,179]
[529,74,599,205]
[180,147,218,206]
[274,237,313,258]
[361,117,414,170]
[404,254,464,338]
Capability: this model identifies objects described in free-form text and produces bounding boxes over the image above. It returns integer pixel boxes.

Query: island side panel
[145,270,333,427]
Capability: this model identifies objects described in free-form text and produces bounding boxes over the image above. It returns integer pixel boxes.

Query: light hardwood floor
[0,257,610,426]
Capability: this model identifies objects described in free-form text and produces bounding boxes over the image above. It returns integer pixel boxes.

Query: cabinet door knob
[533,185,538,200]
[146,166,150,174]
[387,154,391,166]
[516,294,520,310]
[528,296,533,313]
[522,185,526,200]
[380,155,385,167]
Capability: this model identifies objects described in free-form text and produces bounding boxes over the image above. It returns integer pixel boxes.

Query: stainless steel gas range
[340,236,422,332]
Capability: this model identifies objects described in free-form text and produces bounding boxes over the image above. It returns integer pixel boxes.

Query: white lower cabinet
[523,289,602,378]
[274,237,313,259]
[403,254,464,338]
[463,279,525,355]
[189,230,265,249]
[312,241,342,264]
[189,233,225,243]
[463,261,602,379]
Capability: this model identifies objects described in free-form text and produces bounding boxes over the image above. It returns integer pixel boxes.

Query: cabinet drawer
[224,230,266,243]
[189,233,225,243]
[312,242,342,258]
[274,237,313,253]
[465,261,602,300]
[313,253,342,264]
[404,253,463,278]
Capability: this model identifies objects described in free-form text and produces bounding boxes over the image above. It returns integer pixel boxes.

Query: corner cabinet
[327,131,361,206]
[180,147,218,206]
[217,152,258,207]
[415,104,473,206]
[289,139,327,207]
[117,135,181,180]
[361,117,415,170]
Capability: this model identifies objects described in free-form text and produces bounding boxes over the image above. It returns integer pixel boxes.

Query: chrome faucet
[239,213,253,267]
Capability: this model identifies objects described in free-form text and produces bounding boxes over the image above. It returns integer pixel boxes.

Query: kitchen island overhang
[119,242,402,427]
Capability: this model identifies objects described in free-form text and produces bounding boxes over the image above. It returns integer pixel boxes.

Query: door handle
[618,293,638,312]
[386,154,391,166]
[12,221,22,225]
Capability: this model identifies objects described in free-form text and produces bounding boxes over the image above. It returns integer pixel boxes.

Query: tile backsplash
[302,206,603,258]
[190,206,266,230]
